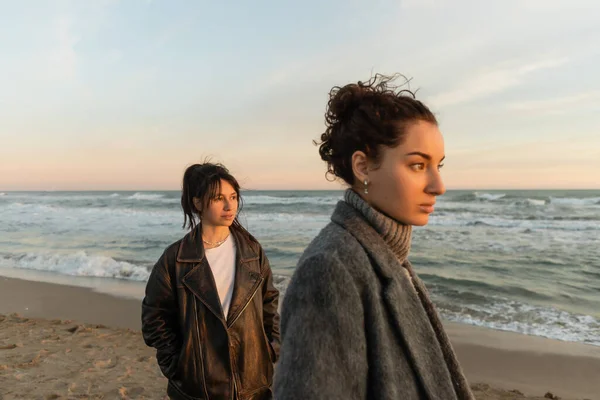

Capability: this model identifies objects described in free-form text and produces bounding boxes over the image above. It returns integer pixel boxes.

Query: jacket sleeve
[260,247,281,363]
[141,251,181,380]
[273,253,367,400]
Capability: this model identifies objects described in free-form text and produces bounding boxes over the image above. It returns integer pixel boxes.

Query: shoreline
[1,275,599,399]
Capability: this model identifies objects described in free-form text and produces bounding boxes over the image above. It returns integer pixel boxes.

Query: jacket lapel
[226,229,263,327]
[176,227,264,327]
[381,270,457,399]
[331,201,457,399]
[182,259,226,322]
[177,227,226,323]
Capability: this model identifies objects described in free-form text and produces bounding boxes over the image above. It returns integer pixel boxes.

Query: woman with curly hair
[274,75,474,399]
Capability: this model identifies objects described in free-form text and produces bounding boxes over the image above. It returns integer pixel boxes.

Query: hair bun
[328,83,370,123]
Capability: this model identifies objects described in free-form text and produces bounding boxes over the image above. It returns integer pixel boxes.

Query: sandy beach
[1,276,599,400]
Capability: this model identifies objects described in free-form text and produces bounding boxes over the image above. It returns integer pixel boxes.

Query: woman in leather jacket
[142,162,280,400]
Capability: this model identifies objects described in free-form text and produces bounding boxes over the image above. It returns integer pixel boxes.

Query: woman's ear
[192,197,203,213]
[351,150,369,183]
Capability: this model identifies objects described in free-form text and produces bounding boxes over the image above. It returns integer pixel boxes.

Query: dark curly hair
[315,73,437,185]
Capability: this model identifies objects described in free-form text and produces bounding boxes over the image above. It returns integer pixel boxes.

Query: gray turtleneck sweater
[274,189,474,400]
[343,189,413,262]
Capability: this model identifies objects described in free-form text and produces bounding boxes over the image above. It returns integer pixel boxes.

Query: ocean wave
[581,270,600,280]
[525,198,546,206]
[433,205,481,214]
[272,274,291,297]
[445,192,505,203]
[242,213,331,224]
[126,192,168,201]
[474,192,506,201]
[0,251,150,281]
[465,220,493,227]
[445,192,600,209]
[0,192,5,196]
[430,215,599,231]
[423,274,554,301]
[549,196,600,206]
[437,298,600,346]
[243,195,340,206]
[0,248,291,291]
[547,215,600,221]
[0,201,181,219]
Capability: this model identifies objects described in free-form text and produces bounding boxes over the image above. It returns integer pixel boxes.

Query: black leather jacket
[142,227,280,400]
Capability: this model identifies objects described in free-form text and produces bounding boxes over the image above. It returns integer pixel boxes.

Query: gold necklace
[202,234,230,247]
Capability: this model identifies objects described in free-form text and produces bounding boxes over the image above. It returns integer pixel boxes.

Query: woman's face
[354,120,446,226]
[194,179,239,228]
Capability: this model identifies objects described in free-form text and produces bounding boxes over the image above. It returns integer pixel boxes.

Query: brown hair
[315,73,437,185]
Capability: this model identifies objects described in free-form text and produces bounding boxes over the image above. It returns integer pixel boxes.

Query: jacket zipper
[193,299,210,400]
[228,276,264,400]
[228,277,264,328]
[225,328,239,400]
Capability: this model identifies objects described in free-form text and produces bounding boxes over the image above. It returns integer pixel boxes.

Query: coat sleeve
[141,251,181,380]
[274,253,367,400]
[260,247,281,363]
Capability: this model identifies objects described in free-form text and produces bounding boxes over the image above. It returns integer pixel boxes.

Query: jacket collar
[331,201,459,399]
[177,226,263,327]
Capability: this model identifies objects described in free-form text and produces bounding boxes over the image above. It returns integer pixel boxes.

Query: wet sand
[1,276,599,399]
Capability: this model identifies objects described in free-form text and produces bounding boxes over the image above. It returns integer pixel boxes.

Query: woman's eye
[438,163,445,171]
[411,163,425,171]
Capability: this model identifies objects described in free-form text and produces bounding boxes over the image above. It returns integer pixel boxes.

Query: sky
[1,0,599,190]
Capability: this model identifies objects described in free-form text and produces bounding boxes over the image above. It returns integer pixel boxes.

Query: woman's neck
[201,225,231,244]
[344,189,412,263]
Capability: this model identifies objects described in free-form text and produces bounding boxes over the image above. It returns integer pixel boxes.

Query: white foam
[243,213,330,223]
[1,201,180,219]
[526,198,546,206]
[126,192,167,201]
[243,195,340,206]
[272,274,292,298]
[474,192,506,201]
[0,251,150,281]
[438,299,600,346]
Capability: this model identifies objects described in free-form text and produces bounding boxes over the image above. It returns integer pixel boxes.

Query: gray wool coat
[273,200,474,400]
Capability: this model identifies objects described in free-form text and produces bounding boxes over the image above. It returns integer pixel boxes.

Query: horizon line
[2,188,600,192]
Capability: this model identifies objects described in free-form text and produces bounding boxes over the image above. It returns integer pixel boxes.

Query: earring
[364,179,369,194]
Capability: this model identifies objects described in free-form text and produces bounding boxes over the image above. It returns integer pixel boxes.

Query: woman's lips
[419,204,435,213]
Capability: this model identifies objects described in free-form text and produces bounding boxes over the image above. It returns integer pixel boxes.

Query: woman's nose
[427,169,446,196]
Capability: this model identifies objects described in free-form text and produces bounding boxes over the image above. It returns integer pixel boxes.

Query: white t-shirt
[205,234,237,317]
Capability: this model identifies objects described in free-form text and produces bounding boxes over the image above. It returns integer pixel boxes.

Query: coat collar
[177,226,264,327]
[331,201,459,399]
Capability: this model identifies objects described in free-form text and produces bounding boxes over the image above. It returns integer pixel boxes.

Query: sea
[0,190,598,346]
